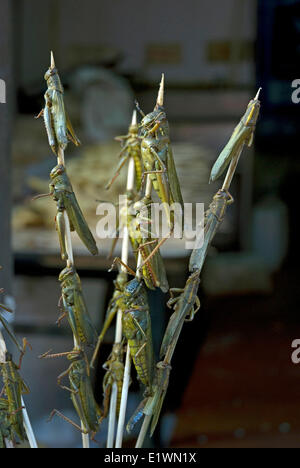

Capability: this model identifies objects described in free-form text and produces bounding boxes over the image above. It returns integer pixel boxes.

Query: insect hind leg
[48,409,88,434]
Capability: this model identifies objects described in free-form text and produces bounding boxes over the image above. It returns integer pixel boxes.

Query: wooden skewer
[156,73,165,108]
[109,111,137,448]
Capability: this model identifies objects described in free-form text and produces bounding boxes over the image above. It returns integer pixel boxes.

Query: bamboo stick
[112,113,137,448]
[135,414,151,448]
[115,342,132,448]
[21,396,38,449]
[106,383,118,448]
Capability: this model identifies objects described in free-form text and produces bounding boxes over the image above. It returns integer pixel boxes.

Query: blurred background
[1,0,300,448]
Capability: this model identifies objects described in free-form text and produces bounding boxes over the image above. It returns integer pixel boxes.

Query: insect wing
[73,289,97,345]
[126,398,147,433]
[152,248,169,293]
[132,147,143,191]
[51,89,68,148]
[56,210,68,261]
[209,122,250,183]
[10,376,26,440]
[150,367,171,436]
[160,306,183,359]
[80,373,100,432]
[66,111,81,147]
[166,146,184,208]
[141,242,169,293]
[63,191,98,255]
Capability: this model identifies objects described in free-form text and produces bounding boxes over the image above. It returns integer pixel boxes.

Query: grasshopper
[49,164,98,258]
[210,89,261,183]
[134,196,169,293]
[108,259,155,391]
[106,119,143,191]
[90,271,128,368]
[101,342,125,421]
[160,270,201,360]
[189,189,233,273]
[160,190,233,358]
[109,190,169,292]
[108,189,141,261]
[46,350,101,436]
[0,348,30,443]
[37,52,80,155]
[144,361,171,436]
[116,276,155,390]
[58,266,97,346]
[139,105,184,228]
[132,271,200,436]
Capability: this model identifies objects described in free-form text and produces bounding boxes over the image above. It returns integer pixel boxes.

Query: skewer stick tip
[50,51,55,69]
[131,110,137,126]
[156,73,165,107]
[254,87,262,100]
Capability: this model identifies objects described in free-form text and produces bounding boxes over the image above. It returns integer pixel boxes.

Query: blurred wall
[18,0,256,87]
[0,0,13,295]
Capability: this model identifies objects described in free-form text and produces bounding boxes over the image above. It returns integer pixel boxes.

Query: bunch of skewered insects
[34,51,261,448]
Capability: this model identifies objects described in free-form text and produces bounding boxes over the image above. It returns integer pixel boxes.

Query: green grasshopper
[189,189,233,273]
[106,119,143,191]
[139,105,184,227]
[144,361,172,436]
[210,89,261,183]
[160,270,201,360]
[136,265,200,435]
[154,193,232,429]
[0,348,30,443]
[49,164,98,258]
[160,190,233,358]
[107,189,141,260]
[109,190,169,292]
[108,259,155,391]
[101,342,125,422]
[45,350,102,436]
[37,52,80,155]
[116,276,155,390]
[58,266,97,346]
[93,254,163,432]
[134,196,169,293]
[90,271,128,368]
